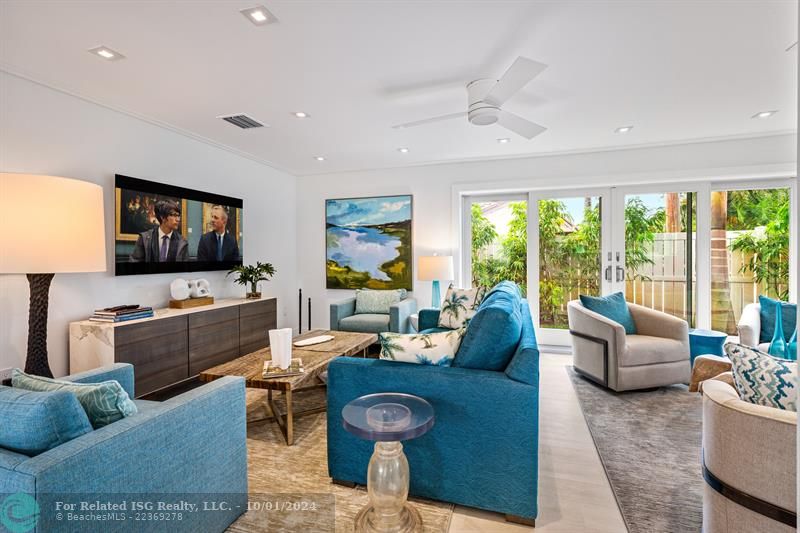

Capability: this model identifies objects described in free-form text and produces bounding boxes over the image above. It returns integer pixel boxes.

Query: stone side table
[342,393,434,533]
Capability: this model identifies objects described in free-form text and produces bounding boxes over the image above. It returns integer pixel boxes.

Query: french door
[610,185,702,328]
[464,178,795,346]
[529,189,613,346]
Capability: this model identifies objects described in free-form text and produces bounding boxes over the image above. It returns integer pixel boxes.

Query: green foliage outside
[470,189,790,330]
[729,189,790,301]
[471,199,664,328]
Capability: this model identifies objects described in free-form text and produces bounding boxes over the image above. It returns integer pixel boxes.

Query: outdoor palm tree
[710,191,736,333]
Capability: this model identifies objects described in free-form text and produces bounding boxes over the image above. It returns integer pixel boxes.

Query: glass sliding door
[460,179,795,347]
[467,195,528,295]
[614,191,697,325]
[537,196,604,328]
[532,189,611,345]
[709,186,791,334]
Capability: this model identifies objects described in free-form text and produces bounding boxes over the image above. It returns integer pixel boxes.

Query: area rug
[227,388,453,533]
[567,366,703,533]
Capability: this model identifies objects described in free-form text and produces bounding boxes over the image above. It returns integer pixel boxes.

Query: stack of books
[89,306,154,323]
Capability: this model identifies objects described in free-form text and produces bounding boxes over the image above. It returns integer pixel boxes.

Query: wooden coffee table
[199,329,376,445]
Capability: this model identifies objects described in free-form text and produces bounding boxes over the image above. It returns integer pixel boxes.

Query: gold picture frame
[115,188,188,241]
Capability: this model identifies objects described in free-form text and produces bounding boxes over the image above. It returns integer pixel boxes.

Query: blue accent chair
[0,363,248,532]
[327,294,540,524]
[330,294,418,334]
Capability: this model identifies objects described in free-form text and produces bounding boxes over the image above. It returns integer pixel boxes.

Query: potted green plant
[227,262,276,299]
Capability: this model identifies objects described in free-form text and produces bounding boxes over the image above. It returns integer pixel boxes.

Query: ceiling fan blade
[391,112,467,129]
[485,56,547,106]
[497,110,547,139]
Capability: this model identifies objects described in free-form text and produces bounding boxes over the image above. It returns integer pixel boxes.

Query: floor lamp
[0,174,105,377]
[418,255,454,309]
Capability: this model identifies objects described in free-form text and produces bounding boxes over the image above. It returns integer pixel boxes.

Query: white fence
[555,231,783,329]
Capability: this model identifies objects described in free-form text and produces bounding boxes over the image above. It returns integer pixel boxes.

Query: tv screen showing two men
[115,175,243,276]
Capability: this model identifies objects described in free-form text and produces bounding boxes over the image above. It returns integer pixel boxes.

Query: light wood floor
[448,352,627,532]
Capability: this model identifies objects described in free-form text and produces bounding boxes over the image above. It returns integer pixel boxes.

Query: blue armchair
[0,364,248,532]
[330,295,417,334]
[327,297,540,524]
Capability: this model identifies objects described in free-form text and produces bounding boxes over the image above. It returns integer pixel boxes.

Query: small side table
[408,313,419,333]
[342,393,435,533]
[688,329,728,365]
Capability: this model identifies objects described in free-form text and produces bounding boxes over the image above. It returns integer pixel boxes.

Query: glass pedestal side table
[342,393,435,533]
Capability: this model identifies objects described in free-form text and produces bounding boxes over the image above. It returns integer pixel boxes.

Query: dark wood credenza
[69,298,277,397]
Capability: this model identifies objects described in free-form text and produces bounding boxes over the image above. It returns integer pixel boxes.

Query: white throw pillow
[724,342,797,412]
[437,285,487,329]
[379,329,466,366]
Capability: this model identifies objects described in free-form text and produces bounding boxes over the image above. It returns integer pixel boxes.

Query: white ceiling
[1,1,796,176]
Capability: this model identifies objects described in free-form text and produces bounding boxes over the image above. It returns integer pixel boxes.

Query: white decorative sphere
[170,278,190,300]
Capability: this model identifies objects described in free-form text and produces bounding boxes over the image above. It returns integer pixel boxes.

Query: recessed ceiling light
[293,112,309,119]
[240,5,278,26]
[497,138,511,144]
[614,125,633,133]
[315,156,326,161]
[398,147,409,153]
[88,45,125,61]
[752,110,777,119]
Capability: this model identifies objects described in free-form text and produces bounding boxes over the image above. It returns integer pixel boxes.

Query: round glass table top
[342,393,435,442]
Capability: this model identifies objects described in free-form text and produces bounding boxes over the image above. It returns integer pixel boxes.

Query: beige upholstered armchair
[702,375,796,532]
[737,302,768,351]
[567,300,690,391]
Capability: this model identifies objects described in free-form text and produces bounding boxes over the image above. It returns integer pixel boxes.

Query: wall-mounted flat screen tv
[115,174,243,276]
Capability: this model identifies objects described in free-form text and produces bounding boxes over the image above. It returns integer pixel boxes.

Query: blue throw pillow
[579,292,637,334]
[454,283,523,370]
[0,385,93,456]
[758,295,797,344]
[12,369,138,428]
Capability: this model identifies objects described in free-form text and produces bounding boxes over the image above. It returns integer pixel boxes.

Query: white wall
[296,133,796,330]
[0,71,298,377]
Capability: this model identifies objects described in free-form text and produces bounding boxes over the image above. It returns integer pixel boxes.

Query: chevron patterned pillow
[724,342,797,412]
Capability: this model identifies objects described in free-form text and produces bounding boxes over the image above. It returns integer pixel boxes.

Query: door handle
[616,266,625,283]
[604,266,612,281]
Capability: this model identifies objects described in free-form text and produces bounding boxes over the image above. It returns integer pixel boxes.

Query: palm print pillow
[437,285,487,329]
[379,329,466,366]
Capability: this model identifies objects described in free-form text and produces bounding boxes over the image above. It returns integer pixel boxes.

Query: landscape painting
[326,195,412,290]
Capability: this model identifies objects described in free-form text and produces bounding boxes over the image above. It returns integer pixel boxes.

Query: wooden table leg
[285,388,293,445]
[267,388,294,445]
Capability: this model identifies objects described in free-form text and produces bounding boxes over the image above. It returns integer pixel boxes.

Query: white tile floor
[447,353,627,532]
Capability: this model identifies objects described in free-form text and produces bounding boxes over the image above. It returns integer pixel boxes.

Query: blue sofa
[327,284,540,523]
[0,364,248,532]
[330,294,417,334]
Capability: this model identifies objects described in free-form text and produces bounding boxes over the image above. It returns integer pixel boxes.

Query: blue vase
[787,328,798,361]
[768,301,788,359]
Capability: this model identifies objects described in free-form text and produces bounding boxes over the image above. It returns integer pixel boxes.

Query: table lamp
[417,255,454,308]
[1,173,106,377]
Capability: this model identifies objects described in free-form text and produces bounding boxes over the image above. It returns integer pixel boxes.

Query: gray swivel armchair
[567,300,690,391]
[330,294,417,334]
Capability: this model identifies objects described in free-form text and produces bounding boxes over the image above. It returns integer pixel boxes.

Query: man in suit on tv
[196,205,241,262]
[129,200,189,262]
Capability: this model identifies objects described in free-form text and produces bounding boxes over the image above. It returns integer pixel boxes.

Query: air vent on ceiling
[217,113,267,129]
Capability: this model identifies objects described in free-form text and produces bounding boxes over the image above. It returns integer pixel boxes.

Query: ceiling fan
[391,56,548,140]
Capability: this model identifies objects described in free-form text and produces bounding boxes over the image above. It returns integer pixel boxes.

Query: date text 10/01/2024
[53,500,321,512]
